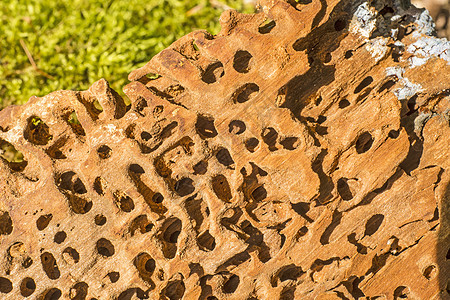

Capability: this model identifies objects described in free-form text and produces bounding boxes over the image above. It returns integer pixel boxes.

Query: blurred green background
[0,0,255,109]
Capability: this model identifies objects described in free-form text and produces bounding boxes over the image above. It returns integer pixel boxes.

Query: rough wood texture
[0,0,449,299]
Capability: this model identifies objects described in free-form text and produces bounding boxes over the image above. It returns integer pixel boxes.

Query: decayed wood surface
[0,0,449,299]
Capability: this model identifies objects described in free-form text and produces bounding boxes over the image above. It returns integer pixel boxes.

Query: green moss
[0,0,254,109]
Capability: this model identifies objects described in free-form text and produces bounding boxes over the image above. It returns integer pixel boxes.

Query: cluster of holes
[4,25,444,299]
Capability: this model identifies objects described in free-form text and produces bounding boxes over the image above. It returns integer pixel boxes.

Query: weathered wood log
[0,0,449,299]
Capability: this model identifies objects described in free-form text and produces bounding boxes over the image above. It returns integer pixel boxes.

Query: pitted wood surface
[0,0,449,299]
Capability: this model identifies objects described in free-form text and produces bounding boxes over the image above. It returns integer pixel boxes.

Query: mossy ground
[0,0,254,109]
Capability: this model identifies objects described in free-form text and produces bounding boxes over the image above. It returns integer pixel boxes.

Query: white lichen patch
[365,37,389,63]
[414,112,432,139]
[350,2,391,63]
[407,37,450,67]
[350,2,377,38]
[385,66,403,78]
[413,9,436,36]
[394,77,422,100]
[351,0,445,67]
[386,66,422,100]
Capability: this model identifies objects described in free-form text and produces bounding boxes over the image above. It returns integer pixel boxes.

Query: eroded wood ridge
[0,0,449,299]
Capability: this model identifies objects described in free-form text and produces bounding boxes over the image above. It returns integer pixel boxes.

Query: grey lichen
[414,112,433,140]
[385,66,422,100]
[350,2,377,38]
[407,37,450,67]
